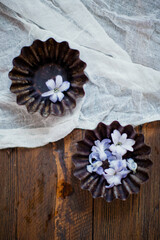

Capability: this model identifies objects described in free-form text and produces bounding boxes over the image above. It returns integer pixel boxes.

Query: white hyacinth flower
[86,152,103,174]
[91,139,111,161]
[104,159,130,188]
[109,129,135,156]
[41,75,70,103]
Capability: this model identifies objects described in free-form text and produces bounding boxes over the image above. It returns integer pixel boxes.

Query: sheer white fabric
[0,0,159,148]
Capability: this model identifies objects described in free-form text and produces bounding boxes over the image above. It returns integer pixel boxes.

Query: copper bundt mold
[9,38,88,117]
[72,121,152,202]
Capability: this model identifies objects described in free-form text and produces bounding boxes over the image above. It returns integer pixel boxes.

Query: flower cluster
[86,129,137,188]
[42,75,70,103]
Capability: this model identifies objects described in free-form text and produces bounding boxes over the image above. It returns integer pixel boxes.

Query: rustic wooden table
[0,121,160,240]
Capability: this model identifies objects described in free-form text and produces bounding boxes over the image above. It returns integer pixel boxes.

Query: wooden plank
[54,129,93,240]
[93,121,160,240]
[0,149,17,240]
[16,143,56,240]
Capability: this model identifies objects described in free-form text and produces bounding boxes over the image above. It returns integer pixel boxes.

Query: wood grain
[54,130,92,240]
[0,149,17,240]
[0,130,93,240]
[0,121,159,240]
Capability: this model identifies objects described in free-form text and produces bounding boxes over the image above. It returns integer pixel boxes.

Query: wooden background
[0,121,160,240]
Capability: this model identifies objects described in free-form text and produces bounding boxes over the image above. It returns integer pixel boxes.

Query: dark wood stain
[24,215,32,224]
[0,122,159,240]
[3,206,9,212]
[45,208,54,232]
[33,212,37,216]
[155,146,159,155]
[37,173,45,204]
[56,180,73,199]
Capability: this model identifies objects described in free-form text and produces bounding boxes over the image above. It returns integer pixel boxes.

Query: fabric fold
[0,0,159,149]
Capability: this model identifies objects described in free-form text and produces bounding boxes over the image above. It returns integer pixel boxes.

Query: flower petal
[105,183,114,189]
[87,165,93,173]
[55,75,63,88]
[93,161,102,169]
[127,158,134,164]
[91,146,99,153]
[57,92,64,101]
[41,90,53,97]
[49,93,58,103]
[101,138,111,149]
[109,144,117,153]
[105,150,112,157]
[116,146,127,156]
[105,173,122,186]
[114,154,123,160]
[94,140,101,148]
[127,159,137,172]
[108,155,117,162]
[110,144,127,156]
[89,153,93,164]
[117,169,130,179]
[89,152,99,164]
[111,130,121,144]
[123,139,135,151]
[123,145,134,152]
[99,151,108,161]
[105,175,116,185]
[104,168,115,175]
[110,160,127,172]
[46,79,55,90]
[112,175,122,185]
[59,81,70,92]
[119,133,127,144]
[96,167,104,175]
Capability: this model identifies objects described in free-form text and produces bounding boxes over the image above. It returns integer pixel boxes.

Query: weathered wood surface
[0,121,159,240]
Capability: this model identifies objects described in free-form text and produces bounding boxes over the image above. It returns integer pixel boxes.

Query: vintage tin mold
[72,121,152,202]
[9,38,88,117]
